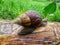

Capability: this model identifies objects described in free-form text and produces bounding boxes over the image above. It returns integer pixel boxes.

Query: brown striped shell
[12,10,42,27]
[23,10,42,26]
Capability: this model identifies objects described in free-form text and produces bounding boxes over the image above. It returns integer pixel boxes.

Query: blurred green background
[0,0,60,22]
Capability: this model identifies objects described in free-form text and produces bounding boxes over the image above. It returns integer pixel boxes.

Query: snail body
[12,10,42,27]
[11,10,47,35]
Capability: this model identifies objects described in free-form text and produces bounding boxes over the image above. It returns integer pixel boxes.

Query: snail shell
[12,10,42,27]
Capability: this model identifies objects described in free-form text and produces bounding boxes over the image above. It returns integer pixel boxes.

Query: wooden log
[2,22,60,45]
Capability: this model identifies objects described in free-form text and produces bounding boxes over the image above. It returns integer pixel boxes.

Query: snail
[11,10,42,27]
[11,10,47,35]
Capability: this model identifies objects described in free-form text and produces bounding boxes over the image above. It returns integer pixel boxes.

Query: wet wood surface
[0,21,60,45]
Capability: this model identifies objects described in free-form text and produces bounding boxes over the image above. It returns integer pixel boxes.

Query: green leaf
[43,2,56,16]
